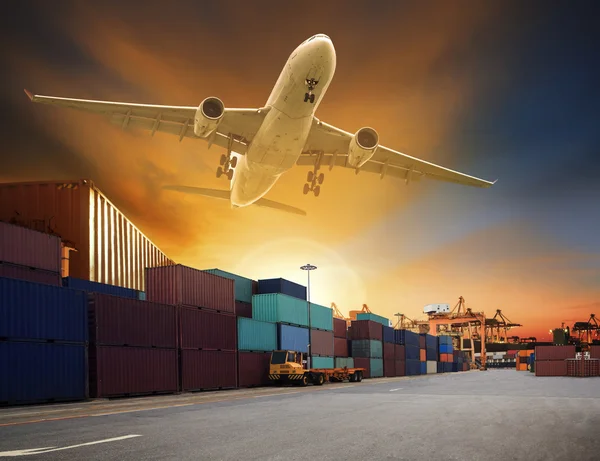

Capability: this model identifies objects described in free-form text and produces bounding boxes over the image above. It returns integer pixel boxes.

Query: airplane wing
[24,89,267,154]
[299,118,496,188]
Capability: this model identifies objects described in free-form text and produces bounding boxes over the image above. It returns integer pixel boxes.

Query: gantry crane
[348,304,372,321]
[572,314,599,344]
[330,302,352,327]
[485,309,522,343]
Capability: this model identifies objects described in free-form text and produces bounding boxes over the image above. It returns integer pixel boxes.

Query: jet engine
[194,97,225,137]
[347,127,379,168]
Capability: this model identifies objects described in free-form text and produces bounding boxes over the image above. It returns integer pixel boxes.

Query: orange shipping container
[0,179,173,291]
[420,349,426,361]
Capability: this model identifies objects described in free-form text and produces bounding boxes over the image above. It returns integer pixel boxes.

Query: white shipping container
[426,361,437,374]
[423,303,450,314]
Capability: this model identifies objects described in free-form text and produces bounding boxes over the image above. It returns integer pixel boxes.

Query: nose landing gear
[302,152,325,197]
[304,78,319,104]
[216,134,237,181]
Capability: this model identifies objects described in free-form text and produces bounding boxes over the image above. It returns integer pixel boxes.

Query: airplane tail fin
[162,185,307,216]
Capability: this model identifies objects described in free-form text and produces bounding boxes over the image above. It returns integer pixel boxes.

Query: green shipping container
[311,356,334,369]
[237,317,277,352]
[334,357,355,369]
[205,269,254,303]
[309,303,333,331]
[351,340,383,358]
[252,293,308,327]
[357,312,390,327]
[370,358,384,377]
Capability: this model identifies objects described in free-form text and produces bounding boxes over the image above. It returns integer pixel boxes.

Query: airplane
[24,33,496,216]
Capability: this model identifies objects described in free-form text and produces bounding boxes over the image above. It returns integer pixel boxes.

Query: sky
[1,0,599,341]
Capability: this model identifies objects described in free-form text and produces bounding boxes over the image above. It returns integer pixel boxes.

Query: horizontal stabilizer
[162,185,306,216]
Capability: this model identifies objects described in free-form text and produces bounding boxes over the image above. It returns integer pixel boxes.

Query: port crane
[485,309,522,343]
[393,313,429,333]
[572,314,599,344]
[330,302,352,327]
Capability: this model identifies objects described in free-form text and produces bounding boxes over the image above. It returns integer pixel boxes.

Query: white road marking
[0,434,142,457]
[389,388,403,392]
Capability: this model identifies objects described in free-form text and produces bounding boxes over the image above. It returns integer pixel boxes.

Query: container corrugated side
[383,342,395,360]
[395,360,405,376]
[179,308,237,351]
[237,317,277,352]
[63,277,139,299]
[0,221,61,272]
[426,361,437,374]
[311,356,334,369]
[534,346,576,361]
[439,344,454,354]
[591,346,600,359]
[204,268,253,303]
[394,329,420,347]
[382,325,394,343]
[181,350,237,391]
[535,360,568,376]
[406,359,421,376]
[353,357,370,378]
[0,262,61,286]
[369,358,383,377]
[420,361,427,374]
[333,318,347,338]
[426,347,438,361]
[309,303,333,331]
[89,293,177,348]
[356,312,390,327]
[145,265,235,313]
[443,362,453,373]
[0,277,87,342]
[257,278,306,301]
[351,339,383,358]
[395,344,405,361]
[0,341,87,405]
[235,301,252,319]
[419,334,426,349]
[384,359,395,377]
[334,337,349,357]
[238,351,272,387]
[334,357,354,368]
[405,344,420,361]
[89,346,178,398]
[348,320,383,341]
[252,293,308,327]
[278,324,309,353]
[425,334,437,350]
[311,329,334,356]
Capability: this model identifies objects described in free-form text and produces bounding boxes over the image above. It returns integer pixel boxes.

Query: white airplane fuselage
[230,35,336,208]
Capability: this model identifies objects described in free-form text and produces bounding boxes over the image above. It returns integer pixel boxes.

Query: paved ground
[0,370,598,460]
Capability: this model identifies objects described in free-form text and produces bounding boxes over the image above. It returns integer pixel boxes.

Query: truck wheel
[357,372,363,382]
[314,373,324,386]
[349,373,356,382]
[301,374,309,387]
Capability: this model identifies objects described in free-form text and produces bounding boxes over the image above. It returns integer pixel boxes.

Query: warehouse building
[0,179,173,291]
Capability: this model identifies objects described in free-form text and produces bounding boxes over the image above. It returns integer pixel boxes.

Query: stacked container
[88,292,178,397]
[257,278,306,301]
[395,330,420,376]
[425,334,438,374]
[145,264,238,391]
[333,317,350,367]
[534,346,575,377]
[516,349,534,371]
[382,325,395,377]
[0,221,62,286]
[63,277,140,299]
[349,320,383,378]
[395,343,406,377]
[204,268,254,318]
[356,312,390,327]
[438,335,454,373]
[0,277,88,405]
[237,317,277,387]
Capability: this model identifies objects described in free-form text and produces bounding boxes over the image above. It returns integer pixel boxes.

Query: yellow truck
[268,350,366,386]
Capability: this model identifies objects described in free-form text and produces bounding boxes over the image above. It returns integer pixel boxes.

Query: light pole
[300,263,317,370]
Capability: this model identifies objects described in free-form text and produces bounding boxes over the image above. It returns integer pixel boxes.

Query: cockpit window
[287,352,296,362]
[271,351,287,364]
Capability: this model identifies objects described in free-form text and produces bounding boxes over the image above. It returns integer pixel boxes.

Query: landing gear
[304,78,319,104]
[216,134,237,180]
[303,151,325,197]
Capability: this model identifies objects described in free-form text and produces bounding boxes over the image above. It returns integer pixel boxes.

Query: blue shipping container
[405,344,420,361]
[382,325,395,343]
[438,335,453,345]
[204,269,254,303]
[62,277,139,299]
[0,341,87,405]
[426,348,437,361]
[425,334,437,349]
[311,356,334,369]
[394,329,420,347]
[258,278,307,301]
[437,362,445,373]
[443,362,453,373]
[405,359,421,376]
[420,361,427,374]
[439,344,454,354]
[370,358,383,378]
[451,363,458,373]
[0,277,88,343]
[277,324,309,353]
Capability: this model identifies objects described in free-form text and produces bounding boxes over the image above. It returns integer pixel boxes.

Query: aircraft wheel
[310,94,315,104]
[219,154,227,165]
[230,156,238,168]
[313,185,321,197]
[216,167,223,178]
[307,171,314,182]
[227,169,234,180]
[318,173,324,184]
[303,183,310,195]
[304,93,310,102]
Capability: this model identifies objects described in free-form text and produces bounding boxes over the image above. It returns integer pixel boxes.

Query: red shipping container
[566,359,600,377]
[0,262,61,286]
[384,342,395,360]
[395,360,405,377]
[89,346,178,398]
[334,337,349,357]
[311,329,334,356]
[252,280,259,295]
[590,346,600,359]
[419,334,426,349]
[333,318,347,338]
[535,346,576,361]
[395,344,405,361]
[535,360,568,377]
[235,301,252,318]
[89,293,177,348]
[179,307,236,351]
[348,320,382,341]
[384,359,395,377]
[145,265,235,313]
[354,357,370,379]
[180,350,237,391]
[0,221,61,273]
[238,351,272,387]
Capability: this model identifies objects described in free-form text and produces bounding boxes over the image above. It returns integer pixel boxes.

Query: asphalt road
[1,371,598,460]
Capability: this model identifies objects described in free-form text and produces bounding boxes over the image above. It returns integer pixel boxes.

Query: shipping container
[420,361,427,374]
[333,318,347,338]
[238,351,272,387]
[235,301,252,319]
[179,308,237,351]
[0,261,61,286]
[63,277,139,299]
[237,317,277,352]
[419,334,426,349]
[405,344,420,361]
[356,312,390,327]
[258,278,306,301]
[535,360,568,377]
[277,324,309,353]
[443,362,453,373]
[181,350,237,391]
[382,325,394,343]
[348,320,383,341]
[383,342,395,360]
[311,356,334,369]
[394,329,420,347]
[451,363,458,373]
[425,334,437,350]
[311,329,334,356]
[405,359,421,376]
[351,339,383,358]
[534,345,576,361]
[0,341,87,405]
[89,293,177,348]
[252,293,308,327]
[395,360,405,377]
[353,357,370,378]
[146,265,235,314]
[204,268,253,303]
[137,291,146,300]
[395,344,405,361]
[0,221,62,273]
[309,303,333,331]
[591,346,600,359]
[566,358,600,377]
[0,179,173,290]
[439,344,454,354]
[89,346,178,398]
[384,359,395,377]
[334,337,349,357]
[437,362,444,373]
[426,361,437,374]
[426,347,438,361]
[0,277,87,342]
[335,357,354,368]
[370,358,383,378]
[420,349,426,361]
